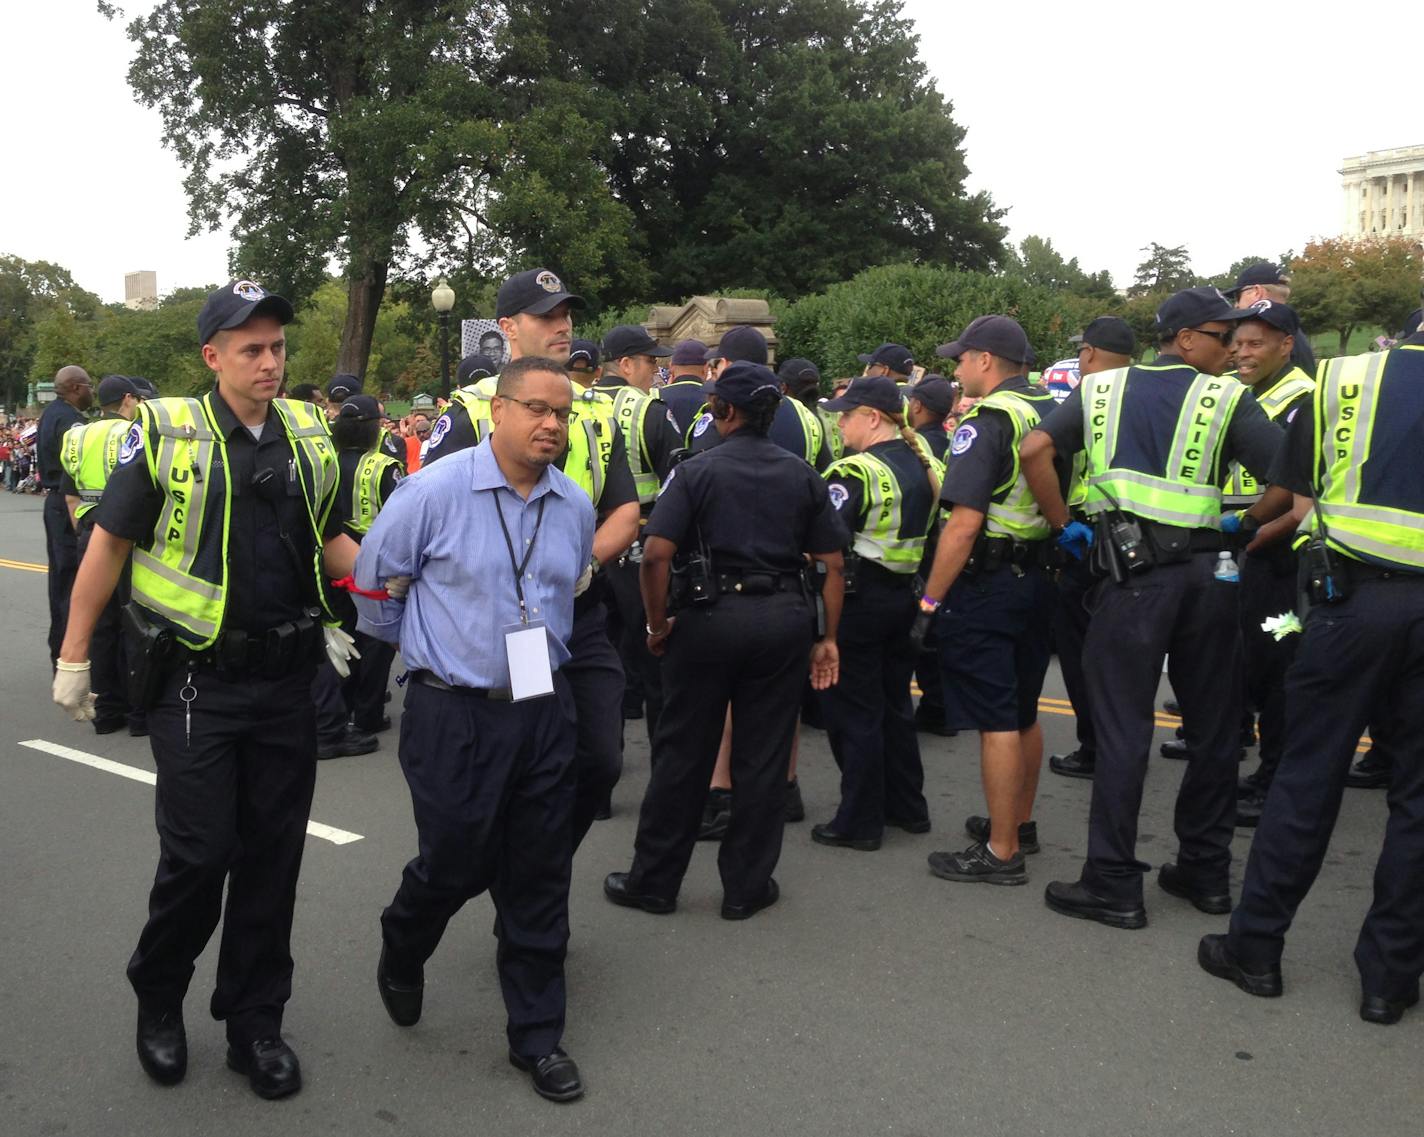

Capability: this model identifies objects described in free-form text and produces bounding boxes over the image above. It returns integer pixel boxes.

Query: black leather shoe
[1235,794,1264,829]
[964,815,1039,854]
[1360,988,1419,1025]
[509,1048,584,1102]
[1197,934,1282,997]
[784,778,805,823]
[1044,880,1147,930]
[885,815,932,834]
[376,945,423,1027]
[810,823,880,851]
[1160,737,1192,760]
[354,714,392,733]
[317,725,379,760]
[1345,751,1389,789]
[1049,749,1096,779]
[1238,765,1270,797]
[603,872,676,914]
[128,718,149,738]
[1157,862,1232,914]
[226,1037,302,1100]
[94,716,126,735]
[721,878,780,920]
[136,1007,186,1086]
[1162,698,1181,716]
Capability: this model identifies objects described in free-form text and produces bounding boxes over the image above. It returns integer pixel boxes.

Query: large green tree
[1,256,102,407]
[1130,243,1197,296]
[1003,235,1117,300]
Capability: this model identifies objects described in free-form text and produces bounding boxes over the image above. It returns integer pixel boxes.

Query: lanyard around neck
[490,489,548,625]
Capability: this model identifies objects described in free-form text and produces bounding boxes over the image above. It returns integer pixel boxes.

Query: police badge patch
[951,424,977,456]
[691,412,713,438]
[232,280,265,302]
[427,415,452,449]
[535,270,563,293]
[828,483,849,510]
[117,422,144,465]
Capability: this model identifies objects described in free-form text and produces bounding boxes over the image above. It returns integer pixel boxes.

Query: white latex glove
[53,660,97,722]
[323,626,361,679]
[384,574,412,601]
[572,563,594,598]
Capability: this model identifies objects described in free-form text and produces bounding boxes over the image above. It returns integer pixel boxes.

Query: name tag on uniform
[503,621,554,701]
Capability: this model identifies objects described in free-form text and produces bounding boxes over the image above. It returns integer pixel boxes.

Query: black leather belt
[715,571,804,596]
[410,669,513,700]
[1349,560,1423,583]
[187,611,321,678]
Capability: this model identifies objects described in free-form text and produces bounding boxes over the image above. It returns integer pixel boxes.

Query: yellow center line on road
[0,557,46,574]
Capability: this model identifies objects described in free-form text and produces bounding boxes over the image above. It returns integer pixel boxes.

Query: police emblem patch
[1285,406,1299,424]
[658,466,678,496]
[232,280,265,302]
[951,424,977,456]
[427,415,451,449]
[828,483,849,510]
[535,270,562,293]
[691,412,712,438]
[117,422,144,465]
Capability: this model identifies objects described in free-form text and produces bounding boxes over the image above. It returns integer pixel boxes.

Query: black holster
[121,603,175,710]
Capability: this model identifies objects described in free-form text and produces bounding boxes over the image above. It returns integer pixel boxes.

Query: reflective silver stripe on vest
[1165,374,1229,482]
[1323,352,1387,505]
[144,398,217,583]
[580,418,604,504]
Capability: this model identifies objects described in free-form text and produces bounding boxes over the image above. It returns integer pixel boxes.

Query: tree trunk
[1337,324,1355,355]
[336,258,389,381]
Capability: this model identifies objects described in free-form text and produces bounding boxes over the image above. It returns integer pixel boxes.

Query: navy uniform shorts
[936,563,1054,733]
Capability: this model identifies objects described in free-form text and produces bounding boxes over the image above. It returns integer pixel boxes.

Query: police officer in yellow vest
[595,325,685,740]
[779,357,843,462]
[1021,287,1282,929]
[1199,324,1424,1026]
[51,280,360,1100]
[58,374,156,735]
[918,317,1060,886]
[423,269,640,845]
[809,375,940,850]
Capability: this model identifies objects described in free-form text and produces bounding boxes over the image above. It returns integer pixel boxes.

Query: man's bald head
[54,365,93,410]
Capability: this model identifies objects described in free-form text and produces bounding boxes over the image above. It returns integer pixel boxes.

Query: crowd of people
[0,418,41,492]
[33,263,1424,1107]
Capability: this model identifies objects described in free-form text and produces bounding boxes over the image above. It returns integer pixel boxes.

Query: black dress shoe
[784,778,805,823]
[1049,749,1096,779]
[509,1048,584,1102]
[1345,752,1390,789]
[1157,862,1232,914]
[1044,880,1147,930]
[964,815,1039,854]
[376,945,423,1026]
[226,1037,302,1100]
[353,714,392,733]
[885,815,932,834]
[1197,934,1282,997]
[136,1007,186,1086]
[721,878,780,920]
[603,872,676,914]
[128,718,149,738]
[1160,738,1192,760]
[94,717,126,735]
[1238,766,1270,797]
[1162,698,1181,716]
[1360,988,1419,1025]
[810,823,880,851]
[317,725,379,760]
[1235,794,1264,829]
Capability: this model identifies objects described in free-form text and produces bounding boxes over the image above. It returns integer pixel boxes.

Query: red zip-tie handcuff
[330,575,390,601]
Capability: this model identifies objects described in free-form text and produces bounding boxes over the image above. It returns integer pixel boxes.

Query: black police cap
[1222,263,1289,298]
[197,279,295,347]
[821,375,904,417]
[1070,317,1137,356]
[1238,299,1300,336]
[1154,287,1255,337]
[456,354,498,385]
[495,268,586,319]
[602,325,671,361]
[703,361,783,408]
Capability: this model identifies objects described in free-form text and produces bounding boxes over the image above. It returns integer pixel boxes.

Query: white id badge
[503,621,554,701]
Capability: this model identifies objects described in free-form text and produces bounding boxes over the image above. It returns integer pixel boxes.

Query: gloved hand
[384,575,412,600]
[1057,520,1095,560]
[323,626,361,679]
[908,610,935,654]
[573,563,594,598]
[53,660,97,722]
[1220,511,1244,535]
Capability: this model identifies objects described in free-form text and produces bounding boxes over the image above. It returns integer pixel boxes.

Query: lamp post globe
[431,278,455,398]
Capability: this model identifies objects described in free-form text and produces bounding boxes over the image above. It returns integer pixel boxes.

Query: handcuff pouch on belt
[668,525,716,612]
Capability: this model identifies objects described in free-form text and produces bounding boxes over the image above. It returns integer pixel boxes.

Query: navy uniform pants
[565,598,626,848]
[127,662,318,1044]
[1081,553,1242,905]
[43,491,78,664]
[381,675,577,1058]
[1230,573,1424,1001]
[629,591,812,905]
[1238,549,1299,786]
[820,575,928,839]
[1051,553,1097,761]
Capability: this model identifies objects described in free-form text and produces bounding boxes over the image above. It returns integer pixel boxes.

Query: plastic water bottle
[1214,550,1240,583]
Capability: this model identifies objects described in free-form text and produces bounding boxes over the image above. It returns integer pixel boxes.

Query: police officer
[57,374,153,735]
[858,342,916,384]
[568,338,601,385]
[51,280,359,1099]
[779,357,843,462]
[1047,317,1137,781]
[424,269,640,848]
[657,339,711,434]
[1021,286,1282,928]
[1222,263,1316,375]
[603,362,847,918]
[1198,323,1424,1025]
[906,376,955,460]
[596,325,684,741]
[37,364,93,664]
[809,375,939,850]
[917,317,1059,885]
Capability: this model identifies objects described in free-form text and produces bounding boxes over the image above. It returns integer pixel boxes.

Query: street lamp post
[431,278,456,399]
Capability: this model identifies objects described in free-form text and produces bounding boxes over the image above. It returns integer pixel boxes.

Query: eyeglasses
[1187,326,1235,347]
[503,396,572,425]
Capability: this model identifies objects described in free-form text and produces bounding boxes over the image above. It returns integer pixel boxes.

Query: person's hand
[908,610,934,654]
[53,660,97,721]
[1057,520,1094,560]
[646,618,674,657]
[809,639,839,690]
[323,626,361,679]
[1220,510,1244,535]
[384,574,412,601]
[573,563,594,597]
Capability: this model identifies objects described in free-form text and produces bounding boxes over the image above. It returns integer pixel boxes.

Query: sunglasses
[1187,326,1235,347]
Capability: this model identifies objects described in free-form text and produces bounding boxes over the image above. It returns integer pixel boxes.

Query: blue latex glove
[1057,520,1094,560]
[1220,511,1243,535]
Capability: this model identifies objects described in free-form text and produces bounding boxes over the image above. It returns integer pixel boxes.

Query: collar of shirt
[594,376,629,390]
[991,374,1033,394]
[467,435,572,505]
[207,388,277,441]
[1148,353,1189,368]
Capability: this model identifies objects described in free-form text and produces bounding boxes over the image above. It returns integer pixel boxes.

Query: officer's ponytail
[889,411,941,498]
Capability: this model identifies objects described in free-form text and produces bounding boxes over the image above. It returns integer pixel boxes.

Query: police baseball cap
[1238,299,1300,336]
[705,325,768,365]
[703,361,783,408]
[197,279,295,347]
[777,357,821,392]
[327,373,362,401]
[455,353,498,384]
[857,342,915,374]
[1154,287,1255,337]
[908,376,955,415]
[495,268,585,318]
[670,338,708,365]
[821,375,904,416]
[96,375,140,405]
[602,325,671,361]
[937,315,1031,365]
[130,376,159,400]
[1223,263,1289,298]
[1069,316,1137,356]
[337,394,381,422]
[567,339,600,369]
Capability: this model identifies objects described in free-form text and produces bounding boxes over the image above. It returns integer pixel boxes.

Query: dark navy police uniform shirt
[916,422,949,462]
[826,438,935,549]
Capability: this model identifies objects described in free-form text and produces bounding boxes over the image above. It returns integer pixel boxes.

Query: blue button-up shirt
[353,439,595,688]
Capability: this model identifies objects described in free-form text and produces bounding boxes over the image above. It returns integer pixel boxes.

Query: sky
[2,1,1419,305]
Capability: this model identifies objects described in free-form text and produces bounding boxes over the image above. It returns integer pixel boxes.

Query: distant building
[124,270,158,310]
[1341,146,1424,239]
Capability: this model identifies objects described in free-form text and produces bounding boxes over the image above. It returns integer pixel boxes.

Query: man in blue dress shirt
[353,356,595,1103]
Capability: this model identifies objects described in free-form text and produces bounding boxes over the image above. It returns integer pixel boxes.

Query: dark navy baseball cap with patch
[937,315,1031,365]
[568,340,600,369]
[1154,287,1255,337]
[908,376,955,415]
[821,375,904,416]
[703,361,783,407]
[1223,263,1289,298]
[327,373,362,400]
[197,279,295,347]
[456,353,499,384]
[496,268,586,318]
[1238,299,1300,336]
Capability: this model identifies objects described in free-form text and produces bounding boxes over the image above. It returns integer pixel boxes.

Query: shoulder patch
[117,422,144,466]
[657,466,678,496]
[951,424,978,456]
[665,408,678,429]
[828,482,850,511]
[691,412,712,438]
[427,415,451,449]
[1285,407,1299,425]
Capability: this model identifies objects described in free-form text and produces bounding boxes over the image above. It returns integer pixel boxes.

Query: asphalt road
[1,489,1416,1137]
